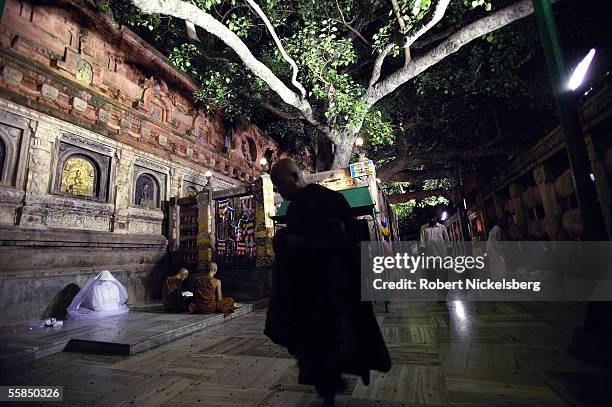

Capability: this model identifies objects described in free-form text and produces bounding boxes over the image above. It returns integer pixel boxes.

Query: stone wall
[0,0,279,326]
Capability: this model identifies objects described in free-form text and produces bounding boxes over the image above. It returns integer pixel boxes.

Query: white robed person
[67,270,129,319]
[486,216,509,281]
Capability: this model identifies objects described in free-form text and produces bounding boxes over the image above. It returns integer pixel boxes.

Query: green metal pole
[532,0,605,241]
[533,0,612,366]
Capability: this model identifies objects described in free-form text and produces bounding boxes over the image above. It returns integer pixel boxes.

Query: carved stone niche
[132,157,169,210]
[138,77,173,124]
[0,109,31,189]
[183,172,208,197]
[53,134,114,202]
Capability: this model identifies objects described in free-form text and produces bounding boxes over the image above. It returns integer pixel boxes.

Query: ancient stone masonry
[0,0,279,326]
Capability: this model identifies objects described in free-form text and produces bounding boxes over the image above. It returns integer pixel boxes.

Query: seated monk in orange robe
[189,262,235,315]
[162,268,190,312]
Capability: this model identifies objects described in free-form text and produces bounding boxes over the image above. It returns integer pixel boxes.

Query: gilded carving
[60,157,95,197]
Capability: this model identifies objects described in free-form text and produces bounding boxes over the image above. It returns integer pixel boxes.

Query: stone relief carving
[139,77,173,124]
[76,60,93,85]
[134,156,170,174]
[27,136,50,196]
[127,207,165,235]
[46,210,111,231]
[61,132,114,155]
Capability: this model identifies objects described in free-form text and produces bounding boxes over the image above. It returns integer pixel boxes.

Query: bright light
[453,300,466,321]
[259,157,268,166]
[355,137,364,147]
[568,49,596,91]
[590,173,595,181]
[204,170,212,178]
[441,211,448,221]
[463,199,467,210]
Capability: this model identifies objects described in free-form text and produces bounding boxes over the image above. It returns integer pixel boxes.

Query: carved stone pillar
[534,165,563,240]
[196,190,214,272]
[509,183,527,238]
[20,123,53,228]
[111,147,135,233]
[169,167,183,198]
[168,197,180,252]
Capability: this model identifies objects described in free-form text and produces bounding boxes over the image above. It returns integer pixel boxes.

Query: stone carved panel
[32,194,115,231]
[127,206,165,235]
[0,109,32,190]
[46,210,111,231]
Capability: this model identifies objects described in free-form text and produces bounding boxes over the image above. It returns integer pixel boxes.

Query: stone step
[0,301,258,368]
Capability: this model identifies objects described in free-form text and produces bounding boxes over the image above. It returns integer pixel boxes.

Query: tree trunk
[316,133,334,171]
[331,135,356,169]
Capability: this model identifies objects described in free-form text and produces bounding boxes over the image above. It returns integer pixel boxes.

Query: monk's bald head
[270,158,306,200]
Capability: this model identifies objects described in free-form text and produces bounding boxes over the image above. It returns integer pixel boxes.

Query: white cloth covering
[67,270,129,320]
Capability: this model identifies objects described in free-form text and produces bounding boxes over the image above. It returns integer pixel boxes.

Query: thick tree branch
[130,0,323,130]
[368,43,394,86]
[411,26,455,49]
[379,144,523,181]
[363,0,539,107]
[258,101,304,120]
[388,168,456,183]
[404,0,451,51]
[245,0,307,99]
[388,188,454,204]
[184,21,243,63]
[390,0,411,62]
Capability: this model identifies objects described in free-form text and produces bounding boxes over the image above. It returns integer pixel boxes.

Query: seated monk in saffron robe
[189,262,235,315]
[162,268,190,312]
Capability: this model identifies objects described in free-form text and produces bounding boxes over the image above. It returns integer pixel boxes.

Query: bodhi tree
[109,0,552,170]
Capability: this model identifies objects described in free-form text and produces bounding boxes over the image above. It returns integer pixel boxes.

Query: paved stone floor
[1,301,611,406]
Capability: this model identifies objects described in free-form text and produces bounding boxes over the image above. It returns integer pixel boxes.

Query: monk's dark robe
[192,277,235,314]
[265,183,391,396]
[162,276,187,312]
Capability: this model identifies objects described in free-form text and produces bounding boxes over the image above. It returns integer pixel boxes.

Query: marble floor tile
[1,300,605,406]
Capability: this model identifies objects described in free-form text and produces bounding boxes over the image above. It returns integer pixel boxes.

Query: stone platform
[0,301,258,369]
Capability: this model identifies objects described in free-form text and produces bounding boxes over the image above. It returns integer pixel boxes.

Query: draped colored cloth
[265,183,390,395]
[162,276,187,312]
[192,276,235,314]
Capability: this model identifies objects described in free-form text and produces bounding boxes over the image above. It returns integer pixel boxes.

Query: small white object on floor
[43,318,63,328]
[182,291,193,297]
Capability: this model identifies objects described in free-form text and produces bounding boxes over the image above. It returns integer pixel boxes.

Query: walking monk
[265,158,390,406]
[189,262,235,315]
